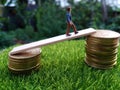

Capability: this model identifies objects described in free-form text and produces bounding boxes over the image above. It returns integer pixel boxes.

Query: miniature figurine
[66,6,78,36]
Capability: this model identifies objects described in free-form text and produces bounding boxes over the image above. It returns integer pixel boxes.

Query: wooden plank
[10,28,96,54]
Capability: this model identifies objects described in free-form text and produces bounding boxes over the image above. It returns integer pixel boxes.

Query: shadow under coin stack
[85,30,120,69]
[8,48,41,74]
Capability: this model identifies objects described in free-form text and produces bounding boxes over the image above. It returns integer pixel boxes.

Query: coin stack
[8,48,41,74]
[85,30,120,69]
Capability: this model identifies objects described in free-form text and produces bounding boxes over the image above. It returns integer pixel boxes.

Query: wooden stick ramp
[10,28,96,54]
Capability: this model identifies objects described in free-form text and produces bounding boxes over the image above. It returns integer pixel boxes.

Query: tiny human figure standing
[66,6,78,36]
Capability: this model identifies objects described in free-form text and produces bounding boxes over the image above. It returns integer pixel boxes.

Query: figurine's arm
[67,15,71,22]
[66,14,72,25]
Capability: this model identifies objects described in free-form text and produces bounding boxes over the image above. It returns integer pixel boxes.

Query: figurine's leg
[66,23,71,36]
[71,23,78,34]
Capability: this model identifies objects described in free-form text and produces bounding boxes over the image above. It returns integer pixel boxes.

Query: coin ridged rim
[8,63,40,71]
[9,48,42,59]
[8,58,39,69]
[85,45,118,52]
[85,46,118,53]
[86,56,116,65]
[89,30,120,39]
[85,48,118,55]
[85,59,117,69]
[86,52,117,60]
[86,40,119,46]
[9,54,40,62]
[85,46,118,54]
[85,44,119,51]
[85,58,117,67]
[8,64,40,74]
[87,36,119,41]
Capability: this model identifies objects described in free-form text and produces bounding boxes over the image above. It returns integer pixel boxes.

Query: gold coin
[86,55,116,65]
[85,30,120,69]
[85,43,119,52]
[8,48,41,74]
[88,30,120,39]
[86,39,119,46]
[85,47,118,56]
[86,53,117,61]
[85,59,117,69]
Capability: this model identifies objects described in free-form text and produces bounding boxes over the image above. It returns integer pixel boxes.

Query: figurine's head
[66,6,71,12]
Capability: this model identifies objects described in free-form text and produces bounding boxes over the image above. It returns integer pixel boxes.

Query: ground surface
[0,40,120,90]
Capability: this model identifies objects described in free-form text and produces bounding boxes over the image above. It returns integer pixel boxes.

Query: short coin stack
[85,30,120,69]
[8,48,41,74]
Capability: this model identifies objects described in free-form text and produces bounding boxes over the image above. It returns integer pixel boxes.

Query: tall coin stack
[85,30,120,69]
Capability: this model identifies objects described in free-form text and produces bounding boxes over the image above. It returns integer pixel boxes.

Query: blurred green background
[0,0,120,49]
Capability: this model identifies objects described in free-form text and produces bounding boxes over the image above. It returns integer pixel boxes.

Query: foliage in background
[0,31,14,49]
[0,0,120,48]
[0,26,38,49]
[0,0,6,4]
[37,2,65,38]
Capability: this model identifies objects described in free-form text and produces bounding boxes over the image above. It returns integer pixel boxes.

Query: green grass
[0,40,120,90]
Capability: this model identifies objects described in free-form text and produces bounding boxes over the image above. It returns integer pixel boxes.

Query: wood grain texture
[10,28,96,54]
